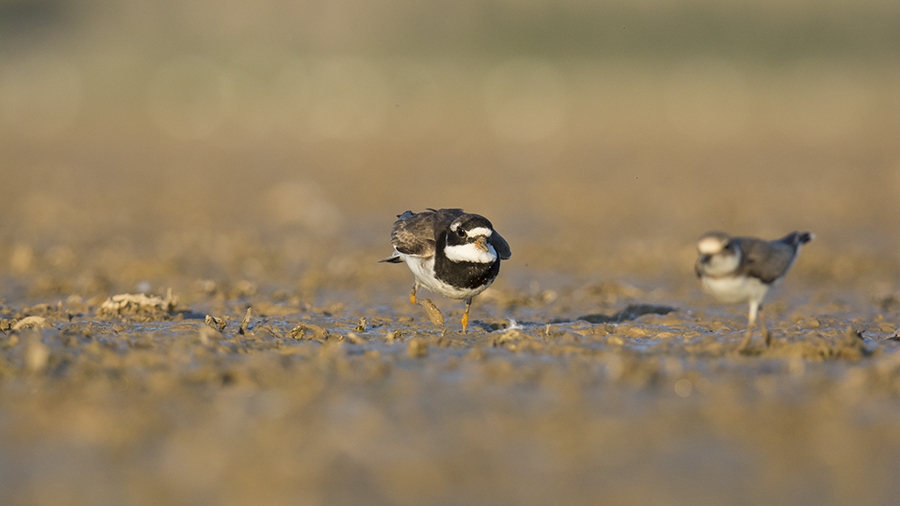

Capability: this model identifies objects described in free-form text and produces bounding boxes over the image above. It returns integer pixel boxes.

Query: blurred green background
[1,0,899,294]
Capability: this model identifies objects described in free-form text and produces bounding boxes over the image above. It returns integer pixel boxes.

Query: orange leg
[461,298,472,334]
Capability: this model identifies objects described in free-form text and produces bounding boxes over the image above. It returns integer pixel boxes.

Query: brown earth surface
[4,1,900,505]
[2,203,900,506]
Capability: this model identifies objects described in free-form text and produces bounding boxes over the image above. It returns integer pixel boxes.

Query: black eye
[456,228,466,238]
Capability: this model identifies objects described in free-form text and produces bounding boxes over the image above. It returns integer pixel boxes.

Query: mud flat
[2,259,900,506]
[1,149,899,505]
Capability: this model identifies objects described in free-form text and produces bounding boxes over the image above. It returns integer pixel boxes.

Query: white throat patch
[444,242,497,264]
[702,251,741,277]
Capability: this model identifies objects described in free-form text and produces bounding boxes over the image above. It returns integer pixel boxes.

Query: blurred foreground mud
[2,263,900,505]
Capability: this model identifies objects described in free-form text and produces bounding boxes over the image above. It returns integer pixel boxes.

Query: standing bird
[695,230,814,350]
[379,208,511,333]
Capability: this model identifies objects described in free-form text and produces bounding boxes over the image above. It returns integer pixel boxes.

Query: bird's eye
[456,228,466,238]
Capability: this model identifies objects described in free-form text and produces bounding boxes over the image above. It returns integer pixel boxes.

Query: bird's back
[737,232,812,283]
[390,209,464,258]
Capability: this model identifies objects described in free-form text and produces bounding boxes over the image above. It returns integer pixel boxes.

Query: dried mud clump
[290,322,326,340]
[97,291,179,320]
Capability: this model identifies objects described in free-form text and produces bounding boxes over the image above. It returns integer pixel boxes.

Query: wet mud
[2,259,900,505]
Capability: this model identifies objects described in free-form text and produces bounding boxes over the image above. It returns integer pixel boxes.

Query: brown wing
[737,237,798,283]
[390,209,464,257]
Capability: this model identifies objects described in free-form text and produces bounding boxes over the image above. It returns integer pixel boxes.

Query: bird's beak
[474,236,489,252]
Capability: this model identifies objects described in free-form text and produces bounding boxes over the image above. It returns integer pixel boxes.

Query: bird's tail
[778,231,815,247]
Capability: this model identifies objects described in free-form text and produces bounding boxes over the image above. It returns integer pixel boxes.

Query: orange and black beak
[474,236,489,252]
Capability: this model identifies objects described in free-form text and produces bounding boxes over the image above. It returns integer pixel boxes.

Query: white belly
[702,275,770,304]
[403,254,492,300]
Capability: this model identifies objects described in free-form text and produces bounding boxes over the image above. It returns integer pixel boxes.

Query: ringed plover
[379,208,511,333]
[695,230,814,350]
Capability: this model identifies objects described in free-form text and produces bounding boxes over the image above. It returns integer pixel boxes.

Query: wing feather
[389,209,464,257]
[737,237,797,283]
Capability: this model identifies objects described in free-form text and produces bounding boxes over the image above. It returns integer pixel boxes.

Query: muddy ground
[4,1,900,505]
[2,209,900,506]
